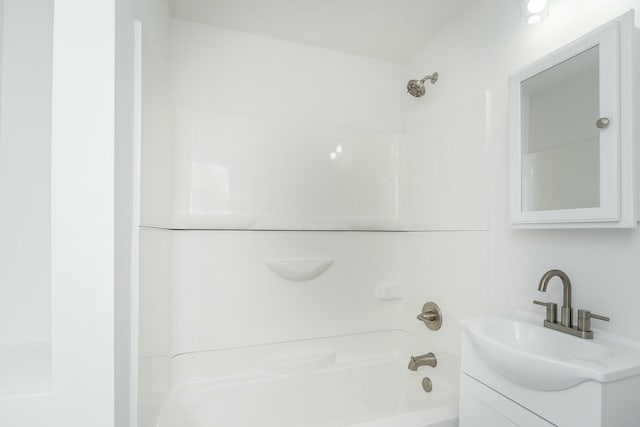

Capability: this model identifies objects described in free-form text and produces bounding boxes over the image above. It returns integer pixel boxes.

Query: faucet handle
[533,300,558,323]
[589,313,610,322]
[577,309,610,332]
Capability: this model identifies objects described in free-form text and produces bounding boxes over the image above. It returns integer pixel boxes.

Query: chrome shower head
[407,72,439,97]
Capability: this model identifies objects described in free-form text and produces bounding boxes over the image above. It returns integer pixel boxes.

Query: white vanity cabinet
[460,374,553,427]
[509,11,638,228]
[459,320,640,427]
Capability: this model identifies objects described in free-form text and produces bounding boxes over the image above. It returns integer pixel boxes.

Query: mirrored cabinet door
[521,45,601,213]
[509,11,637,228]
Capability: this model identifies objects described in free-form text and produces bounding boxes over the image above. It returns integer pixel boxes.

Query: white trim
[129,19,142,427]
[50,0,115,424]
[0,0,4,131]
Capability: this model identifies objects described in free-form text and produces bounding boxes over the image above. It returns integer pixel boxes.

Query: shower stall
[136,1,487,426]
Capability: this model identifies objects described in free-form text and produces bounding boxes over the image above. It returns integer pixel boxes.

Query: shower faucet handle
[417,312,437,322]
[416,302,442,331]
[533,300,558,323]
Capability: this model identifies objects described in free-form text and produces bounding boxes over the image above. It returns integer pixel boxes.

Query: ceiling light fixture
[522,0,550,24]
[528,14,543,24]
[527,0,548,14]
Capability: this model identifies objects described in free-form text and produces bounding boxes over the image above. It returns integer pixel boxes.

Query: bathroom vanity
[459,317,640,426]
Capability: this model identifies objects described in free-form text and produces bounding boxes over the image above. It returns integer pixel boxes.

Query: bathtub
[156,331,459,427]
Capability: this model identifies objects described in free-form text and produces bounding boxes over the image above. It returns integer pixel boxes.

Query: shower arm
[421,73,439,84]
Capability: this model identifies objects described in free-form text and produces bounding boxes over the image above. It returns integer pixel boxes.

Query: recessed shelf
[266,258,333,281]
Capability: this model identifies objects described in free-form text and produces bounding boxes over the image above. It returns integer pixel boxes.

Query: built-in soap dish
[266,258,333,282]
[264,350,336,375]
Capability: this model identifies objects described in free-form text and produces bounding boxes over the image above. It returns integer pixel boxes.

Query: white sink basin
[462,317,640,391]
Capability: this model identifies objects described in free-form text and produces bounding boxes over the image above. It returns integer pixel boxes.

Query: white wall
[0,0,3,138]
[48,0,116,423]
[398,0,640,358]
[490,1,640,339]
[407,0,640,338]
[115,0,136,425]
[0,0,116,423]
[0,0,53,347]
[1,0,117,423]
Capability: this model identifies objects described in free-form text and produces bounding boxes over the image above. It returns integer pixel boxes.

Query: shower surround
[137,9,487,427]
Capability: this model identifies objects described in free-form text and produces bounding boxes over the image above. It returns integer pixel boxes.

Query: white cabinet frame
[509,11,637,228]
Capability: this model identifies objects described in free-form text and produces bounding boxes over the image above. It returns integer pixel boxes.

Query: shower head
[407,72,439,97]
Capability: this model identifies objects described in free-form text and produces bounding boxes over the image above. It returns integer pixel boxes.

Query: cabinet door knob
[596,117,610,128]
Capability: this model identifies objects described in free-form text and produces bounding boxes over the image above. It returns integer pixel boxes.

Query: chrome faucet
[534,269,609,339]
[408,352,437,371]
[538,269,573,327]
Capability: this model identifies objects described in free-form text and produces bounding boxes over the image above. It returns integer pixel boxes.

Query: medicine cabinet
[509,11,638,228]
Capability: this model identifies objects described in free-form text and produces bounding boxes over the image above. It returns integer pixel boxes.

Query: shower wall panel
[400,231,488,360]
[404,90,488,230]
[167,230,488,360]
[138,12,490,426]
[165,19,409,230]
[138,228,172,427]
[139,0,174,228]
[170,230,406,355]
[171,108,409,229]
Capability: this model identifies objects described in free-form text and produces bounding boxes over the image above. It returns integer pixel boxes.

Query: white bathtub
[156,331,459,427]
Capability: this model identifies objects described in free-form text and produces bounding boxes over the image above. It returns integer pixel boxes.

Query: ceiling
[169,0,472,63]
